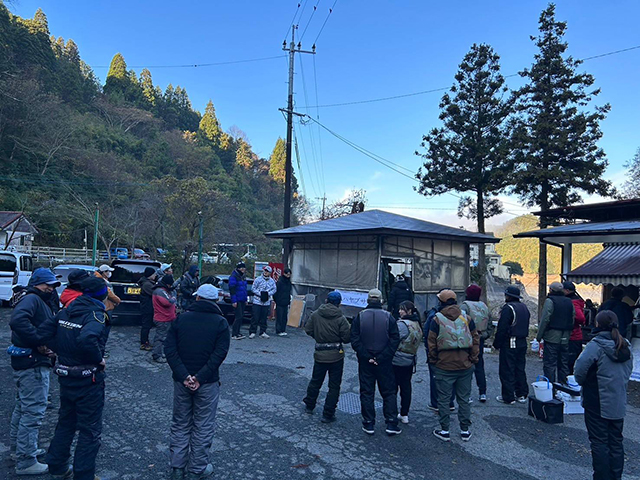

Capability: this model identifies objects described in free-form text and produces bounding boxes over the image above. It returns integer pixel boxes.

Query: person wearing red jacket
[563,281,586,374]
[152,275,177,363]
[60,269,91,308]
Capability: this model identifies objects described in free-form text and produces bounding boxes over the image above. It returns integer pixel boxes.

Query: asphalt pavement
[1,309,639,480]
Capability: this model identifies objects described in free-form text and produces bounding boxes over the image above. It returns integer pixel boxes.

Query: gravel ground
[1,308,639,480]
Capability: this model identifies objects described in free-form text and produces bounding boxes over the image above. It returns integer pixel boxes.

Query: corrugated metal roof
[516,220,640,238]
[566,243,640,286]
[266,209,498,243]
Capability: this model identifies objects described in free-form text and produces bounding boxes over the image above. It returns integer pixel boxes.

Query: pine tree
[33,8,49,35]
[235,139,253,169]
[139,68,156,107]
[198,100,222,146]
[511,3,612,312]
[621,148,640,199]
[63,39,80,65]
[103,52,129,98]
[269,138,286,184]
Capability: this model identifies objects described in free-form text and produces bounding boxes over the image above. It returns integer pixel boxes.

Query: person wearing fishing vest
[303,291,351,423]
[38,276,110,480]
[563,281,586,374]
[351,289,402,436]
[537,282,575,384]
[460,284,493,403]
[8,268,60,476]
[428,289,479,442]
[494,285,531,404]
[393,301,423,425]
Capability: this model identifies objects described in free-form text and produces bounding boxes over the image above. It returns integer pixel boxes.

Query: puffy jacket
[599,298,634,338]
[393,312,422,367]
[94,272,121,311]
[138,276,155,314]
[387,281,413,318]
[304,303,351,363]
[252,275,277,306]
[152,285,177,322]
[494,299,530,349]
[273,276,292,306]
[60,288,83,308]
[38,295,108,387]
[228,269,248,303]
[9,289,56,371]
[179,272,200,308]
[427,303,479,370]
[351,302,400,364]
[574,329,633,420]
[567,293,586,341]
[164,300,230,384]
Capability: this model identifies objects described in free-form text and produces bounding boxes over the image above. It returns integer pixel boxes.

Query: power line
[311,55,326,195]
[299,0,321,43]
[91,55,287,69]
[283,2,303,42]
[313,0,339,46]
[303,44,640,109]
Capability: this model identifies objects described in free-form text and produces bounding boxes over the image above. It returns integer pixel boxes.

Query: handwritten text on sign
[335,290,368,308]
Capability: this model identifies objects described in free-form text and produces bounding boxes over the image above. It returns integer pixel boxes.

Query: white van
[0,251,33,303]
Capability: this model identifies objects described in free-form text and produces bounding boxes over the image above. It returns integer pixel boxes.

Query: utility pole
[315,196,327,220]
[282,25,315,267]
[92,203,99,267]
[197,211,203,279]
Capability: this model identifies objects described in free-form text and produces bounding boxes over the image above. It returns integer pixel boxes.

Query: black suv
[202,274,253,325]
[110,259,161,325]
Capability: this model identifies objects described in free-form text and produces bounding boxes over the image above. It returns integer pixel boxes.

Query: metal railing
[12,245,91,264]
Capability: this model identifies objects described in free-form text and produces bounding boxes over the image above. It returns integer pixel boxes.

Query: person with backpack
[393,301,423,424]
[575,311,633,480]
[229,262,249,340]
[537,282,575,384]
[179,265,200,311]
[563,281,586,374]
[494,285,531,404]
[428,289,479,442]
[460,284,493,403]
[387,275,413,319]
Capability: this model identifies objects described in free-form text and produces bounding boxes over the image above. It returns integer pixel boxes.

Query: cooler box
[528,397,563,424]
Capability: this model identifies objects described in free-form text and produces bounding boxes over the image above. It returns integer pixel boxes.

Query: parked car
[52,264,96,298]
[201,274,253,325]
[132,248,150,260]
[101,248,128,260]
[0,251,33,304]
[110,259,161,324]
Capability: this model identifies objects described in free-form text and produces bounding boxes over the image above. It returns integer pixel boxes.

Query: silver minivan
[0,251,33,303]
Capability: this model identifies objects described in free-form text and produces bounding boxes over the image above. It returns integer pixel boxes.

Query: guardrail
[12,245,92,264]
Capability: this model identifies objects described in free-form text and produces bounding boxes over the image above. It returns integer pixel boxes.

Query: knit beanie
[465,284,482,301]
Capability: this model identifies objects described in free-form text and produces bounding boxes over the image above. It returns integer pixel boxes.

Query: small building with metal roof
[266,209,498,316]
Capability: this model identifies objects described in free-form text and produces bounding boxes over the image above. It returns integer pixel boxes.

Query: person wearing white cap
[249,266,277,339]
[94,265,120,313]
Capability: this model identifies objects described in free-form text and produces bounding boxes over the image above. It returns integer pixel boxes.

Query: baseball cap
[368,288,382,300]
[437,289,457,302]
[562,281,576,292]
[327,291,342,305]
[160,263,172,272]
[195,284,219,300]
[29,268,61,287]
[549,282,564,293]
[263,266,273,273]
[98,264,114,273]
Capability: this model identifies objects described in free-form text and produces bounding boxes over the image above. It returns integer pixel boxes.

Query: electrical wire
[313,0,339,46]
[294,120,319,197]
[284,2,303,42]
[311,55,326,196]
[292,125,307,199]
[91,55,287,69]
[299,0,321,43]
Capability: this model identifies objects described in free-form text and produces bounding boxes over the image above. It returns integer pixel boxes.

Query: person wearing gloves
[164,284,230,480]
[303,291,351,423]
[574,311,633,480]
[249,266,276,339]
[152,275,178,363]
[393,300,423,425]
[139,267,157,351]
[229,262,249,340]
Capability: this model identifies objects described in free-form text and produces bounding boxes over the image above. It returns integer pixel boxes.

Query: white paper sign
[335,290,368,308]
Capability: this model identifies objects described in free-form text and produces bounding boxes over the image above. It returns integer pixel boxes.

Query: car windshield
[53,266,94,284]
[0,254,16,273]
[111,264,157,284]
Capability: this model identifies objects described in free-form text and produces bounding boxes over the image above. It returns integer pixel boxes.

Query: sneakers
[152,356,167,364]
[385,424,402,436]
[479,394,487,403]
[362,423,375,435]
[140,343,152,351]
[185,464,213,479]
[51,467,73,479]
[397,414,409,424]
[10,449,46,463]
[428,404,438,412]
[461,430,472,441]
[450,405,456,412]
[277,332,288,336]
[321,415,336,423]
[433,429,451,442]
[16,461,49,475]
[170,467,185,480]
[231,334,246,340]
[304,405,314,414]
[248,333,256,339]
[496,396,516,405]
[517,396,528,403]
[468,398,474,404]
[260,332,270,339]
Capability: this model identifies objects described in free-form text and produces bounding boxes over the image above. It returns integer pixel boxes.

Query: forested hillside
[495,215,602,274]
[0,5,300,266]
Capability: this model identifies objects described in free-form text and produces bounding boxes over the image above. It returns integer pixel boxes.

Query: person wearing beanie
[350,288,402,436]
[428,289,479,442]
[38,275,110,480]
[461,284,493,403]
[562,281,586,374]
[303,291,351,423]
[537,281,575,384]
[273,268,293,336]
[138,267,158,351]
[229,262,249,340]
[494,285,531,404]
[151,274,177,363]
[8,268,60,475]
[599,287,633,339]
[178,265,200,311]
[60,269,91,308]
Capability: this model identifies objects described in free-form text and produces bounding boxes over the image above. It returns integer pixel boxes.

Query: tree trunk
[537,196,549,321]
[476,190,488,303]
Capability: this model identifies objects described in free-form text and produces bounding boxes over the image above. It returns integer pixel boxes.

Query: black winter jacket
[138,276,155,314]
[164,299,230,384]
[494,299,530,349]
[273,276,292,306]
[38,295,109,386]
[387,281,413,318]
[599,298,634,338]
[9,289,56,371]
[351,302,400,364]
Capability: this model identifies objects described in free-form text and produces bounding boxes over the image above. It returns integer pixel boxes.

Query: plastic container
[567,375,579,389]
[532,375,553,402]
[530,339,540,353]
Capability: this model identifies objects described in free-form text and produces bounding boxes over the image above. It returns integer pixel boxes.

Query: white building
[0,212,38,249]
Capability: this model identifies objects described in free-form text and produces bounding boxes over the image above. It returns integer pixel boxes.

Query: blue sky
[10,0,640,229]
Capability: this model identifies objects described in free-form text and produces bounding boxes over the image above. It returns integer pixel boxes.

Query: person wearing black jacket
[38,276,109,480]
[494,286,531,405]
[599,287,634,339]
[164,284,230,480]
[387,275,413,319]
[139,267,157,351]
[9,268,60,476]
[351,289,401,436]
[273,269,292,336]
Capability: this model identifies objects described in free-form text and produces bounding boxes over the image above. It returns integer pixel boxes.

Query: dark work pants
[46,381,105,480]
[568,340,583,375]
[250,304,269,335]
[303,359,344,418]
[231,302,246,337]
[393,365,413,416]
[543,341,569,384]
[474,337,487,395]
[358,361,398,427]
[140,310,154,345]
[584,409,625,480]
[428,362,455,409]
[275,304,289,334]
[498,346,528,402]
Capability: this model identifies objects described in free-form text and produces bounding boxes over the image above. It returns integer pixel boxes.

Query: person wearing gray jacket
[574,310,633,480]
